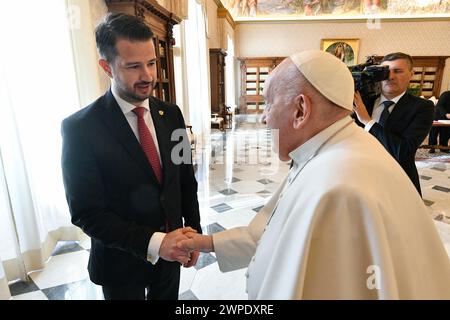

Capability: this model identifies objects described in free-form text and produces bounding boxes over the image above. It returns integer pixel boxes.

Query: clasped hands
[159,227,213,267]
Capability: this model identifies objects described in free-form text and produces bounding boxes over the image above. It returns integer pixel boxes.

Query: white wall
[206,0,221,49]
[205,1,239,108]
[236,19,450,92]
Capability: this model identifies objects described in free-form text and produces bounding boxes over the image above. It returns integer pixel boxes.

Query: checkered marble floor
[9,115,450,300]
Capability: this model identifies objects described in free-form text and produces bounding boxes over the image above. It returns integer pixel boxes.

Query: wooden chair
[211,114,225,131]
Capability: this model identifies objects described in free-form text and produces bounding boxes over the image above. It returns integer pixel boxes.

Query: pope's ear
[99,59,113,78]
[293,94,309,129]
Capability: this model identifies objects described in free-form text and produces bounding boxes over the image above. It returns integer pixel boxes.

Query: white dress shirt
[364,91,406,131]
[111,87,165,265]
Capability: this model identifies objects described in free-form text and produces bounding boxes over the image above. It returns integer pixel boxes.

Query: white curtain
[0,0,86,296]
[183,0,211,142]
[171,0,212,221]
[67,0,109,104]
[225,34,237,111]
[0,257,10,300]
[0,153,12,300]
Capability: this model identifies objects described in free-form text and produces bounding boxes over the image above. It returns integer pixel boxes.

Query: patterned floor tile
[179,289,198,300]
[41,279,103,300]
[432,185,450,193]
[179,265,197,295]
[12,290,48,300]
[212,209,257,230]
[190,262,248,300]
[194,253,217,270]
[202,223,226,235]
[211,203,233,213]
[218,188,238,196]
[257,193,271,198]
[9,279,39,296]
[229,181,266,195]
[51,241,84,256]
[28,250,89,290]
[252,205,264,213]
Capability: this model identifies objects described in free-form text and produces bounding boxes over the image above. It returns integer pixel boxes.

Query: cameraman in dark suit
[61,13,201,300]
[428,91,450,153]
[353,52,434,196]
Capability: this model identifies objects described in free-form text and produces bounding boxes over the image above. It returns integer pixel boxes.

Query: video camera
[349,55,390,103]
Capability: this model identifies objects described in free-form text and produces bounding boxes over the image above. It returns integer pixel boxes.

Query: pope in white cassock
[178,50,450,299]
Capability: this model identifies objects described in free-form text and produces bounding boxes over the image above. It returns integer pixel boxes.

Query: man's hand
[159,227,197,265]
[353,91,371,125]
[183,250,199,268]
[177,232,214,253]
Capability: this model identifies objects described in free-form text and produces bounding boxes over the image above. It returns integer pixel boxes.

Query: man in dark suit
[61,13,201,300]
[428,91,450,153]
[353,52,434,196]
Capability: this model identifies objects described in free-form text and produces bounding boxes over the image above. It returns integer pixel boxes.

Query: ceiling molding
[212,0,236,29]
[218,7,236,29]
[212,0,223,8]
[234,16,450,25]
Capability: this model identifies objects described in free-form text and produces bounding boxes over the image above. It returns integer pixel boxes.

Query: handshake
[159,227,214,267]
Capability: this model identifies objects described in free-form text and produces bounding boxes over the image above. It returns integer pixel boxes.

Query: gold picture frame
[321,39,359,66]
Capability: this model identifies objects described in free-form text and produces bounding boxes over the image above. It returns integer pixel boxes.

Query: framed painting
[321,39,360,66]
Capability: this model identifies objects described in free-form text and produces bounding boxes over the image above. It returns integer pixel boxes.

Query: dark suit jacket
[435,91,450,119]
[355,93,434,195]
[430,91,450,147]
[61,90,201,286]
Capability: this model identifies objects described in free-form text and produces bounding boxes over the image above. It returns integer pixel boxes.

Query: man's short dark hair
[95,12,154,62]
[382,52,414,70]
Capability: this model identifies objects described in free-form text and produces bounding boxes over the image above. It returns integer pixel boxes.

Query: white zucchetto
[290,50,355,111]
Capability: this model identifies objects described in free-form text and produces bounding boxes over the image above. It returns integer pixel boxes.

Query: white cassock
[213,117,450,299]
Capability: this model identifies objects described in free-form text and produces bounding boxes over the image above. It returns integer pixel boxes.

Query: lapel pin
[159,110,164,116]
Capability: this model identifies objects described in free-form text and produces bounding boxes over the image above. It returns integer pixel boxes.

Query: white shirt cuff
[147,232,166,265]
[364,120,376,132]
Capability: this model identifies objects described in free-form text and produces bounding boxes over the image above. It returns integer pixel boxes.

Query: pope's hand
[177,232,214,253]
[159,227,197,265]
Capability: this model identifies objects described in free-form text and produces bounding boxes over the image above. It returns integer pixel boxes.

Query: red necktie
[133,107,163,185]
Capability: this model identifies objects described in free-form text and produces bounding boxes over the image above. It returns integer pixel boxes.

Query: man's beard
[117,81,154,103]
